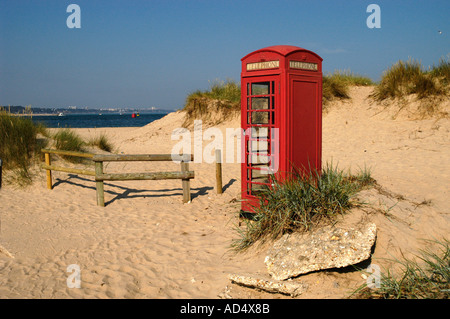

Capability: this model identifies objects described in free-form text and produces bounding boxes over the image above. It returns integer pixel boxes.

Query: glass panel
[252,183,265,191]
[251,97,269,110]
[251,82,269,95]
[249,169,270,184]
[248,140,269,153]
[251,112,269,124]
[251,127,269,139]
[247,97,250,110]
[248,154,270,165]
[247,83,250,95]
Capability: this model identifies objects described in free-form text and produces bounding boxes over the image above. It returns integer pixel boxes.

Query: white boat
[58,112,64,116]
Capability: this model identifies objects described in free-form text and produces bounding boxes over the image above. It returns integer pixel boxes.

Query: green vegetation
[0,111,48,185]
[323,70,373,105]
[183,73,374,121]
[0,111,114,186]
[182,79,241,127]
[52,128,86,162]
[373,58,449,101]
[232,163,376,251]
[87,134,114,152]
[354,239,449,299]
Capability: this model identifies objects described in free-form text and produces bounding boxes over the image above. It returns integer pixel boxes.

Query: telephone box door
[241,76,280,212]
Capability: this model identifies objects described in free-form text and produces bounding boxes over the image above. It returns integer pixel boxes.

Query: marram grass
[352,238,449,299]
[0,112,46,184]
[232,163,375,251]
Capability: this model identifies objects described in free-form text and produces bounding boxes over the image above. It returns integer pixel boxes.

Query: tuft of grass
[372,58,449,102]
[52,128,86,162]
[87,134,113,152]
[232,163,375,251]
[430,58,450,86]
[182,79,241,127]
[353,239,450,299]
[0,112,45,184]
[323,70,373,105]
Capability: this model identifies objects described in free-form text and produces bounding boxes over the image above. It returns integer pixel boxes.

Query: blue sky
[0,0,448,110]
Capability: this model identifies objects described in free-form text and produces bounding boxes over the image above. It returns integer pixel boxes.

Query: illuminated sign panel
[289,61,318,71]
[246,60,279,71]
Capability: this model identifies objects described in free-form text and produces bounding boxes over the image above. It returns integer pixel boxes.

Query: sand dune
[0,86,448,298]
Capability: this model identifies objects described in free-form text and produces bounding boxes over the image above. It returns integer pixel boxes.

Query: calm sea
[27,113,169,128]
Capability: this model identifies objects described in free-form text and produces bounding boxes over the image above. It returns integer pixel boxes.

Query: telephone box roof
[241,45,323,61]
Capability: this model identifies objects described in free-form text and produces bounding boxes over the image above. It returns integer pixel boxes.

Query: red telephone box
[240,45,323,213]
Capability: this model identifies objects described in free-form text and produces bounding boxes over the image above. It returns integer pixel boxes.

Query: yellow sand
[0,86,448,298]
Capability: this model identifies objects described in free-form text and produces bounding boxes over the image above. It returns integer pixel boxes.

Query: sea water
[27,113,169,128]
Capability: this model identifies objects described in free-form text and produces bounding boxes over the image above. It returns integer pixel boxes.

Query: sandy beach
[0,86,449,299]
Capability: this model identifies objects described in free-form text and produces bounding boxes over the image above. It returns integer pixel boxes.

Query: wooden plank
[95,161,105,207]
[92,154,193,162]
[41,148,94,158]
[181,162,191,203]
[95,171,194,181]
[40,164,96,176]
[44,153,53,189]
[215,149,223,194]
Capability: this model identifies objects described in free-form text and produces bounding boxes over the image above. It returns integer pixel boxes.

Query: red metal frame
[240,45,323,213]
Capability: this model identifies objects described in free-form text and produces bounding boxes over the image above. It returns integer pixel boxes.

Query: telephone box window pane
[251,97,269,110]
[251,127,269,139]
[248,154,270,165]
[250,183,268,196]
[247,83,250,95]
[251,82,269,95]
[251,112,269,124]
[248,140,269,153]
[247,97,250,110]
[249,169,270,184]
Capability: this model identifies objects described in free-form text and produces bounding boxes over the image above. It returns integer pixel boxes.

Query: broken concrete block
[228,273,307,297]
[265,223,377,281]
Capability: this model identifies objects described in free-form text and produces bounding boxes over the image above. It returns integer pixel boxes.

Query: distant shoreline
[8,112,173,117]
[9,113,59,116]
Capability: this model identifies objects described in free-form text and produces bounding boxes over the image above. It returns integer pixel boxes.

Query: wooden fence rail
[41,149,194,206]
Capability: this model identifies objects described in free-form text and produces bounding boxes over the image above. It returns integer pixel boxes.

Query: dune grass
[0,112,48,184]
[87,134,114,152]
[232,163,376,251]
[353,239,449,299]
[373,58,449,101]
[52,128,86,162]
[0,111,115,186]
[184,73,373,120]
[182,79,241,127]
[323,70,373,105]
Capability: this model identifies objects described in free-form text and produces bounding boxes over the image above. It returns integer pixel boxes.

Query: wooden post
[181,161,190,203]
[44,152,52,190]
[95,161,105,207]
[215,149,223,194]
[0,158,3,190]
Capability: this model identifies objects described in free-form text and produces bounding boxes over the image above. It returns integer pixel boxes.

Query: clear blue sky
[0,0,448,110]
